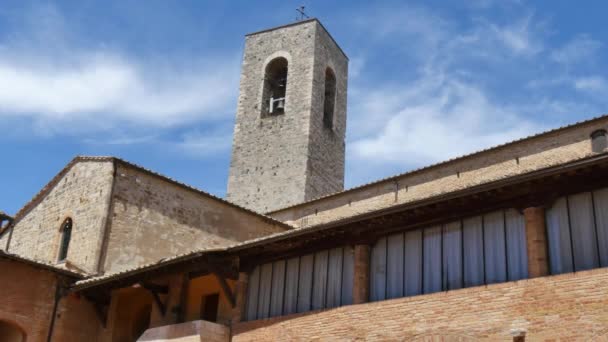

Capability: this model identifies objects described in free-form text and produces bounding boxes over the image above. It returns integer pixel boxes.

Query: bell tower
[227,19,348,213]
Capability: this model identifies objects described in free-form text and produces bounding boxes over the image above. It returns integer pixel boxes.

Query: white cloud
[0,3,240,134]
[0,53,238,127]
[449,15,544,60]
[551,35,602,65]
[351,5,451,60]
[574,76,608,95]
[345,6,552,186]
[349,71,541,168]
[176,127,233,157]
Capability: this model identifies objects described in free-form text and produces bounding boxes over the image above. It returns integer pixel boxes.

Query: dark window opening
[200,293,220,322]
[57,218,72,262]
[323,68,336,130]
[262,58,288,116]
[591,129,607,153]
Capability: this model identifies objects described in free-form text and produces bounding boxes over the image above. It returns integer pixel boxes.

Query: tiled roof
[73,246,229,289]
[71,150,608,290]
[0,250,83,278]
[267,113,608,214]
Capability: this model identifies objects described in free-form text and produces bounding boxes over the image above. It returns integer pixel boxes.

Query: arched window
[57,218,72,262]
[323,68,336,130]
[0,320,25,342]
[591,129,607,153]
[262,57,288,116]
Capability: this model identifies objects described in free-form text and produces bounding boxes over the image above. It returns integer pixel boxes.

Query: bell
[276,99,285,110]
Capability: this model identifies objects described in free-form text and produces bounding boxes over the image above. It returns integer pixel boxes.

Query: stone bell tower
[227,19,348,213]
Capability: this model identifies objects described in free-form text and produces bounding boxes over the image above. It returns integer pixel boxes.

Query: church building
[3,18,608,341]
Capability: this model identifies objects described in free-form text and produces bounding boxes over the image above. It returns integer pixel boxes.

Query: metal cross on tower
[296,6,309,21]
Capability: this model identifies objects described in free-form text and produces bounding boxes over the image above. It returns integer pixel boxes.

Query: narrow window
[262,57,288,116]
[323,68,336,130]
[57,218,72,262]
[591,129,607,153]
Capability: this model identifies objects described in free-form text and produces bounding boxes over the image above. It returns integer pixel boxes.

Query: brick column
[353,244,370,304]
[232,272,249,324]
[100,290,121,341]
[523,207,550,278]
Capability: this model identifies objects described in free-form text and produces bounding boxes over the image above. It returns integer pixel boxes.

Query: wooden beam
[93,302,108,328]
[139,282,168,316]
[212,271,236,308]
[141,282,169,294]
[150,290,166,316]
[177,273,189,323]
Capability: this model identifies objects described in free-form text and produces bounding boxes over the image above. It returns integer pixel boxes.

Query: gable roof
[11,156,293,230]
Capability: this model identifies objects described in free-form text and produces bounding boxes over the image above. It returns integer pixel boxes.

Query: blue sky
[2,1,608,215]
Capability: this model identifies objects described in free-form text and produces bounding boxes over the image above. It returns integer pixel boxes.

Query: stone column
[231,272,249,325]
[353,244,370,304]
[523,207,550,278]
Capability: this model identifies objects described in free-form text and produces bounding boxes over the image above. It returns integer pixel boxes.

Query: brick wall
[0,259,101,342]
[233,267,608,341]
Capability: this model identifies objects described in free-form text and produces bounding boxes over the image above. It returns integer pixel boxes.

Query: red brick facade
[233,267,608,341]
[0,259,101,342]
[524,207,550,278]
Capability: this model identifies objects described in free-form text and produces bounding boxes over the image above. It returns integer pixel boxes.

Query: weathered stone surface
[270,117,608,228]
[2,160,114,274]
[2,157,287,276]
[101,163,286,274]
[227,19,348,213]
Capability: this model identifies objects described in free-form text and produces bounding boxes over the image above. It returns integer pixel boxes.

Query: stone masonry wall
[304,21,348,202]
[2,160,114,274]
[270,117,608,227]
[227,20,346,213]
[101,163,286,274]
[0,259,101,342]
[233,267,608,341]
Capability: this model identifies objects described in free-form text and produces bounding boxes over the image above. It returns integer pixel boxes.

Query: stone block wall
[270,117,608,228]
[233,267,608,341]
[227,19,347,213]
[101,163,286,273]
[305,20,348,204]
[2,159,114,274]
